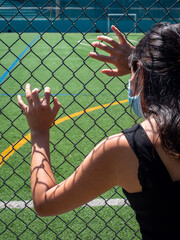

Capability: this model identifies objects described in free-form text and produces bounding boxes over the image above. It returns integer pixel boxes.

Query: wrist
[31,130,50,156]
[30,129,50,140]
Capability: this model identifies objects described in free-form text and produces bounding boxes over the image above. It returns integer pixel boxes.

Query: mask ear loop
[132,60,144,97]
[137,61,146,118]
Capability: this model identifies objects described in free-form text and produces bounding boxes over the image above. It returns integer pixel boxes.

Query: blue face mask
[128,79,144,118]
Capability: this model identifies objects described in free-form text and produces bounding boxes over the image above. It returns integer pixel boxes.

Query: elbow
[33,198,53,217]
[32,191,54,217]
[34,202,49,217]
[33,200,65,217]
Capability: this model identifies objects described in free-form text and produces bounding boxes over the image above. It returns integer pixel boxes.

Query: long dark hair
[129,23,180,158]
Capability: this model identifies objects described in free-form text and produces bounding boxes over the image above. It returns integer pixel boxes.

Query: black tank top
[123,124,180,240]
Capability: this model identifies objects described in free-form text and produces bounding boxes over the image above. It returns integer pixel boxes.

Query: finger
[111,25,127,45]
[89,52,114,64]
[111,25,133,47]
[42,87,51,106]
[91,41,114,54]
[32,88,41,106]
[101,69,120,76]
[96,36,120,49]
[17,95,27,113]
[102,68,130,77]
[52,97,61,117]
[25,84,33,106]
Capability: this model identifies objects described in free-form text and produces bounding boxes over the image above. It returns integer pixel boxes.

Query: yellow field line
[0,99,128,167]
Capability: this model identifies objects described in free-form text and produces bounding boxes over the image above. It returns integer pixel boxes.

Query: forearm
[31,131,56,210]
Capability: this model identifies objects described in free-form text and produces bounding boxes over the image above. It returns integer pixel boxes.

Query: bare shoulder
[94,132,142,192]
[94,132,129,150]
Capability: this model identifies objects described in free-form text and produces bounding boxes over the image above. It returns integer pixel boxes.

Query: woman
[17,23,180,239]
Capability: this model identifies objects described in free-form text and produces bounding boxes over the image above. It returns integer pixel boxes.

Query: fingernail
[44,87,50,92]
[32,88,39,93]
[26,84,30,91]
[89,52,96,55]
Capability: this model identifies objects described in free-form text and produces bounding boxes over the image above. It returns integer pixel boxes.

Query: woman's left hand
[89,25,134,76]
[17,83,61,135]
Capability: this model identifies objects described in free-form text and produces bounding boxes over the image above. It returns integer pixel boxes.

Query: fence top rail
[0,7,180,10]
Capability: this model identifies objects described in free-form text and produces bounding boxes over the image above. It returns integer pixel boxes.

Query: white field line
[128,39,138,43]
[77,40,90,46]
[0,198,129,209]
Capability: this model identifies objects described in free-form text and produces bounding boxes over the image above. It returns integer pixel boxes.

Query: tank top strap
[123,124,172,192]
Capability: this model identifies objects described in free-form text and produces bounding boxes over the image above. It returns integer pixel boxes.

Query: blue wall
[0,0,179,33]
[0,18,160,33]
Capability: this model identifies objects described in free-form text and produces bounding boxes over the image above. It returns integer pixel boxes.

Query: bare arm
[17,84,130,216]
[17,84,61,214]
[89,25,135,76]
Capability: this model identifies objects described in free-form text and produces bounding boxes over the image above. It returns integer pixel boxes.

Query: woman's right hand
[89,25,135,77]
[17,84,61,135]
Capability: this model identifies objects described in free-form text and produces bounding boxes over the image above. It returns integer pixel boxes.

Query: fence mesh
[0,0,179,239]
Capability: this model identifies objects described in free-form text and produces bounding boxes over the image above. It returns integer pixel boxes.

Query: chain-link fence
[0,0,179,239]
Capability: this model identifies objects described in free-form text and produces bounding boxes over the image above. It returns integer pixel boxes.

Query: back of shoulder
[104,129,142,192]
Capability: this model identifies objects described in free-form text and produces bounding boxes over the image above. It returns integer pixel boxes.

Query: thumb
[101,69,119,76]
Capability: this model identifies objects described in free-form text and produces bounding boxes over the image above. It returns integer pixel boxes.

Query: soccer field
[0,32,143,239]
